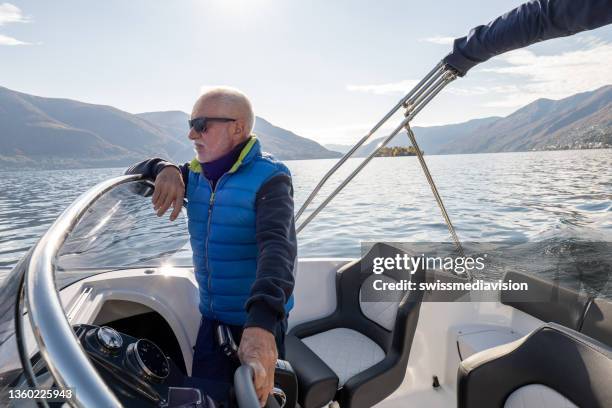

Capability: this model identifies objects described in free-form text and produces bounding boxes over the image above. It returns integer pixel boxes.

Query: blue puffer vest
[186,136,294,325]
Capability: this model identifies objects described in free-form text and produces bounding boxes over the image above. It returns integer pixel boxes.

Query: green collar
[189,136,257,174]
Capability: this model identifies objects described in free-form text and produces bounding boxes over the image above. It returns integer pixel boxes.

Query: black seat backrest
[333,242,425,353]
[457,323,612,408]
[581,298,612,347]
[336,243,425,408]
[287,242,425,408]
[500,271,590,330]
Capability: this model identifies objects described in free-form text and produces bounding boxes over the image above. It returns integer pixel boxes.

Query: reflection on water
[364,240,612,299]
[291,149,611,254]
[1,149,611,291]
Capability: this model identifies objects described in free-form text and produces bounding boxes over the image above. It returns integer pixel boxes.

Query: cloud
[346,79,519,98]
[348,36,611,110]
[0,3,29,25]
[574,34,607,48]
[0,4,32,46]
[419,36,455,45]
[346,80,420,95]
[0,33,29,45]
[480,39,612,108]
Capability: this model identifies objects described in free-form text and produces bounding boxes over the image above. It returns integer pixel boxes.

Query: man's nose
[188,128,199,140]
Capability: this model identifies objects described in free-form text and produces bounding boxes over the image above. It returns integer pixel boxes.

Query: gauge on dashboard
[96,326,123,352]
[127,339,170,381]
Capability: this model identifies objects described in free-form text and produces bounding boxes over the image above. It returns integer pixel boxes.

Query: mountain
[354,116,501,157]
[1,85,609,169]
[0,87,175,168]
[440,85,612,153]
[137,111,342,161]
[254,117,342,160]
[0,87,340,169]
[327,85,611,156]
[324,144,352,154]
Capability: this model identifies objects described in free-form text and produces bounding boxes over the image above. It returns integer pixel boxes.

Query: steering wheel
[234,365,262,408]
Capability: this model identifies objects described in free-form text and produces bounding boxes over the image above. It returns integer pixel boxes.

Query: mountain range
[326,85,612,156]
[0,86,340,170]
[0,85,610,170]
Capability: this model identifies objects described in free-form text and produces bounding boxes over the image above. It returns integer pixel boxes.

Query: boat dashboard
[74,323,220,407]
[73,323,297,408]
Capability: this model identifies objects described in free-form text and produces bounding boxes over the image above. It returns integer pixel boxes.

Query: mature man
[127,87,296,406]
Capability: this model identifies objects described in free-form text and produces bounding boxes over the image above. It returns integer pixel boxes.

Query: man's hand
[152,167,185,221]
[238,327,278,407]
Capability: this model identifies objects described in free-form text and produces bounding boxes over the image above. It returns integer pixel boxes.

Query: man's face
[188,98,244,163]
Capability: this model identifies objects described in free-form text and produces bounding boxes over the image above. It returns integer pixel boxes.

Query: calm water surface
[1,149,610,269]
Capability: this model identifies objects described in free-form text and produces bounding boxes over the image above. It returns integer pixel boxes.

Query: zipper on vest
[206,180,215,317]
[205,174,229,319]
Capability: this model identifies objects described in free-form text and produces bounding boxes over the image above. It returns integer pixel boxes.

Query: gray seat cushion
[359,274,403,331]
[504,384,578,408]
[302,328,385,387]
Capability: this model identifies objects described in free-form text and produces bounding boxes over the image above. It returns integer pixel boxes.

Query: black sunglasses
[188,117,236,133]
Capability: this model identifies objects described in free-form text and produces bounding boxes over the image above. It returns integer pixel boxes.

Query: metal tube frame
[295,62,446,222]
[25,175,144,408]
[296,64,458,233]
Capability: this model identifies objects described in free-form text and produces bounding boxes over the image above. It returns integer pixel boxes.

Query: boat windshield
[55,179,192,289]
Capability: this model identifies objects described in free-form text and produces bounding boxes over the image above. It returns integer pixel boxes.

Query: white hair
[199,87,255,137]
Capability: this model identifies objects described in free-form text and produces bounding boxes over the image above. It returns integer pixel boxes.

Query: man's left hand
[238,327,277,407]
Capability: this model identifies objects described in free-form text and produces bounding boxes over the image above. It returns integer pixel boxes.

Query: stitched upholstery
[301,328,385,387]
[359,274,403,331]
[504,384,578,408]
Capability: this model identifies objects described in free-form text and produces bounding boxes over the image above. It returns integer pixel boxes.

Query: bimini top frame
[295,0,612,257]
[295,62,465,259]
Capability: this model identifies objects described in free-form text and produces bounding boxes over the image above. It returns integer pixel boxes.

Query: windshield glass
[55,180,192,289]
[0,179,193,397]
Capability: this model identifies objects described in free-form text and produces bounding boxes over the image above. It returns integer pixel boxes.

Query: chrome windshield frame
[25,174,145,408]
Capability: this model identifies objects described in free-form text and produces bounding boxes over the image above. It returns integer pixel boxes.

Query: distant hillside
[355,117,501,157]
[329,85,611,156]
[0,87,340,169]
[0,87,174,168]
[440,85,612,153]
[254,117,341,160]
[324,143,352,154]
[1,85,609,169]
[138,111,342,161]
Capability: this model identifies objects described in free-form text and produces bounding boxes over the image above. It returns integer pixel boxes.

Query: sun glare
[202,0,272,18]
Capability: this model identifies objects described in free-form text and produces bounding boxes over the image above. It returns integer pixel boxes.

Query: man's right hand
[152,166,185,221]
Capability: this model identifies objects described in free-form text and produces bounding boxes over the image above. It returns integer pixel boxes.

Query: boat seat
[301,328,385,387]
[457,323,612,408]
[500,271,612,348]
[500,271,591,330]
[581,297,612,347]
[286,243,425,408]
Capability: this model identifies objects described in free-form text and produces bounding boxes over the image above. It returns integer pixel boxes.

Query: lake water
[1,149,611,281]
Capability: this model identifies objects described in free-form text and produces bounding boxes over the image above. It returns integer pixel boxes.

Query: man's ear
[233,119,246,138]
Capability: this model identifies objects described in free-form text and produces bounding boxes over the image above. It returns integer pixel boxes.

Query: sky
[1,0,611,145]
